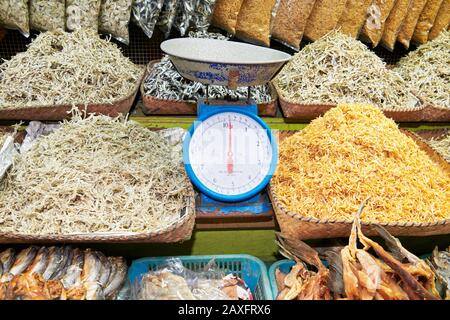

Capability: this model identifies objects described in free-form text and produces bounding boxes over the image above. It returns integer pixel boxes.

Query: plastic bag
[0,133,18,181]
[412,0,444,44]
[131,258,252,300]
[66,0,101,31]
[337,0,373,38]
[235,0,279,47]
[191,0,217,32]
[99,0,133,44]
[271,0,316,50]
[132,0,164,39]
[157,0,179,38]
[30,0,65,32]
[174,0,200,36]
[303,0,347,41]
[381,0,412,51]
[428,0,450,40]
[360,0,397,47]
[397,0,428,48]
[0,0,30,37]
[211,0,245,35]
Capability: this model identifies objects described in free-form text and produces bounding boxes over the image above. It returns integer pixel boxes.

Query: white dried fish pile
[396,31,450,108]
[0,114,193,235]
[273,31,421,110]
[0,29,142,110]
[0,246,127,300]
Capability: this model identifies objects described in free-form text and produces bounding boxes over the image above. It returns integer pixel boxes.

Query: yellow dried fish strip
[396,31,450,108]
[397,0,428,48]
[360,0,397,47]
[0,114,193,235]
[337,0,374,38]
[211,0,245,34]
[428,0,450,40]
[381,0,412,51]
[303,0,347,41]
[271,104,450,224]
[235,0,277,47]
[273,31,421,110]
[0,29,142,110]
[412,0,444,44]
[271,0,316,50]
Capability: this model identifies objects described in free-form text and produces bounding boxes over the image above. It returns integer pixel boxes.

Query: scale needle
[227,118,233,174]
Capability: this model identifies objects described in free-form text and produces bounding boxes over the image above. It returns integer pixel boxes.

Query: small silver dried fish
[191,0,217,32]
[66,0,101,31]
[30,0,65,32]
[157,0,180,38]
[99,0,133,44]
[174,0,200,36]
[0,0,29,36]
[133,0,164,39]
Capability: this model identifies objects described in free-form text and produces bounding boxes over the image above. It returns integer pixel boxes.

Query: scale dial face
[185,111,276,201]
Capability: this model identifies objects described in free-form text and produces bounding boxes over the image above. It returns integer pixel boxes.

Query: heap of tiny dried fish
[271,104,450,224]
[273,31,421,110]
[0,114,193,235]
[99,0,133,44]
[0,29,142,110]
[427,247,450,299]
[66,0,101,31]
[396,31,450,108]
[427,133,450,162]
[30,0,65,31]
[0,246,127,300]
[276,203,442,300]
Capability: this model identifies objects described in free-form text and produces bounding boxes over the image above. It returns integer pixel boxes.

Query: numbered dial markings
[188,112,273,196]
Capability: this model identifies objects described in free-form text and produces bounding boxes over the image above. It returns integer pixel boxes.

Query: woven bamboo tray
[269,129,450,240]
[141,60,278,117]
[0,69,145,121]
[415,128,449,163]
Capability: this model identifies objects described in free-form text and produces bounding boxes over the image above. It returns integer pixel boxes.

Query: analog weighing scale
[161,38,291,214]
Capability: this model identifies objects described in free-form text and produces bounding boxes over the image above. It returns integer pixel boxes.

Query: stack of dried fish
[396,31,450,109]
[143,31,271,104]
[0,114,193,236]
[276,203,442,300]
[0,246,127,300]
[0,29,142,110]
[273,31,421,110]
[427,247,450,299]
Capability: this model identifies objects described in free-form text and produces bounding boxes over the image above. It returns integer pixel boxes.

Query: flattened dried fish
[26,247,49,275]
[51,246,74,280]
[8,246,38,278]
[42,247,64,281]
[104,257,127,299]
[61,248,84,290]
[0,248,15,277]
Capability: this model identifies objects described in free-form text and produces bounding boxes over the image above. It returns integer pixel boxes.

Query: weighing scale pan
[160,38,291,89]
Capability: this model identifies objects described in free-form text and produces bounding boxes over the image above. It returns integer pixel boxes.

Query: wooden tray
[141,60,278,117]
[269,129,450,240]
[0,69,145,121]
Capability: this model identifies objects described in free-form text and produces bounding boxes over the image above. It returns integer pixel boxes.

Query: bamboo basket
[141,60,278,117]
[0,193,196,244]
[269,129,450,240]
[0,68,145,121]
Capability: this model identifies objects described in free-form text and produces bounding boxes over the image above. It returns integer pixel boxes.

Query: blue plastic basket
[128,254,273,300]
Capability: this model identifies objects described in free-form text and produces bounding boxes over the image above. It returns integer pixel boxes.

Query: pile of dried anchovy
[29,0,65,31]
[157,0,179,38]
[0,114,193,235]
[273,31,422,110]
[396,31,450,108]
[143,31,271,103]
[0,29,142,110]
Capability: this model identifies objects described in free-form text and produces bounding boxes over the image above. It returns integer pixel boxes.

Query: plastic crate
[128,254,273,300]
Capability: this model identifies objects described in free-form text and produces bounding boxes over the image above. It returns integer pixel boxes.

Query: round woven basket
[0,194,196,244]
[269,129,450,240]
